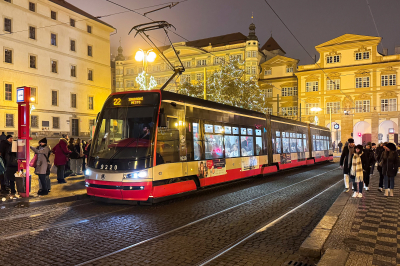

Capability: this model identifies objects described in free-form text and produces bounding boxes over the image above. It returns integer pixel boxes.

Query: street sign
[334,124,340,130]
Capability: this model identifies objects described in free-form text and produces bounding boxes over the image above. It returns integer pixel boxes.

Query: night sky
[68,0,400,64]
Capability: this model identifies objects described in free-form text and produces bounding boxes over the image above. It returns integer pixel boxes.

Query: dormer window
[286,67,293,73]
[264,69,272,75]
[355,52,370,60]
[327,55,340,64]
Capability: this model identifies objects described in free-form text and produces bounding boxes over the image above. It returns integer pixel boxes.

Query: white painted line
[76,166,340,266]
[197,179,342,266]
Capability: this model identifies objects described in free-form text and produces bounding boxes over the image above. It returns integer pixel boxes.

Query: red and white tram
[85,90,333,203]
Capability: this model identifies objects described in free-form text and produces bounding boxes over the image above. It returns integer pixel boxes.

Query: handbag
[29,154,38,167]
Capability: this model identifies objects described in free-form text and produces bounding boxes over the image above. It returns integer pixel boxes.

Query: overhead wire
[365,0,384,51]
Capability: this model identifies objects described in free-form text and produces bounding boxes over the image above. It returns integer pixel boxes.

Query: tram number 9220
[100,164,118,170]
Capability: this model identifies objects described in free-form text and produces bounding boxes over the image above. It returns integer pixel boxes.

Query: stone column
[371,112,379,144]
[341,113,353,143]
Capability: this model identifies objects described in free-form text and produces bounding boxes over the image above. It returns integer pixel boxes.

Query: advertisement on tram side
[197,159,227,179]
[280,153,291,164]
[241,156,259,171]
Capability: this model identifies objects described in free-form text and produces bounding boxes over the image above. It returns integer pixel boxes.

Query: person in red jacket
[52,134,71,183]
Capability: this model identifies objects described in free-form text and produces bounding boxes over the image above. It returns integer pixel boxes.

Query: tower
[115,39,125,92]
[245,22,259,80]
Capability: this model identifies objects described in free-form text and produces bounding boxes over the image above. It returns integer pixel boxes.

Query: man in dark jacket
[340,138,355,192]
[52,134,71,183]
[382,143,399,196]
[376,143,387,191]
[0,135,12,194]
[363,144,375,191]
[338,141,343,153]
[0,132,6,141]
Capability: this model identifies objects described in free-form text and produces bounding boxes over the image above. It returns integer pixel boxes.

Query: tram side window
[255,137,262,155]
[225,135,239,157]
[282,135,290,153]
[193,122,202,160]
[275,138,281,154]
[205,134,224,159]
[241,136,254,156]
[290,138,297,153]
[156,117,180,164]
[297,138,303,152]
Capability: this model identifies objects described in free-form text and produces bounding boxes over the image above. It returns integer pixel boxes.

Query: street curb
[1,193,89,208]
[317,248,349,266]
[299,190,351,258]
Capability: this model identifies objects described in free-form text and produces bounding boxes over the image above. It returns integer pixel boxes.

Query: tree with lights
[178,58,266,113]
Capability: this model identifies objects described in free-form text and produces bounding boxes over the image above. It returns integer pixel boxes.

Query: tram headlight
[85,181,90,187]
[138,170,148,178]
[85,169,91,177]
[124,170,148,179]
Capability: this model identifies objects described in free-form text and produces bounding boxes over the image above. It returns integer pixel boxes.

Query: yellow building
[115,23,278,93]
[0,0,114,137]
[296,34,400,145]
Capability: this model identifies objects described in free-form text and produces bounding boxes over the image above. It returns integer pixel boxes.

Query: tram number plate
[100,164,118,170]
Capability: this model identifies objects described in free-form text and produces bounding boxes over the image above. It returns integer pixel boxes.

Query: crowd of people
[340,138,399,198]
[0,133,91,196]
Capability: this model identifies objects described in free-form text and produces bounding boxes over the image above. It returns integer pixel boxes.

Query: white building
[0,0,114,137]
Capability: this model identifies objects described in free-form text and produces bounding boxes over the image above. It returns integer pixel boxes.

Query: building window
[51,90,58,106]
[51,33,57,46]
[51,60,57,73]
[29,26,36,40]
[327,79,340,90]
[264,69,272,75]
[197,59,206,66]
[181,75,191,84]
[196,73,203,81]
[305,103,319,115]
[31,115,38,128]
[4,18,11,33]
[355,76,370,88]
[230,54,242,61]
[88,69,93,81]
[5,114,13,127]
[4,0,11,3]
[363,52,370,59]
[266,107,272,115]
[5,83,12,101]
[214,57,224,65]
[355,52,362,61]
[4,48,12,63]
[51,10,57,20]
[183,61,191,68]
[286,67,293,73]
[381,74,396,86]
[126,80,134,87]
[30,87,37,103]
[251,66,257,75]
[88,45,93,57]
[246,66,251,74]
[70,93,76,108]
[29,2,36,12]
[306,81,318,92]
[53,117,60,129]
[281,87,297,97]
[326,102,340,114]
[381,99,397,112]
[71,65,76,77]
[326,55,340,64]
[138,67,143,73]
[265,88,272,98]
[70,18,75,27]
[29,55,37,69]
[126,68,134,75]
[88,96,94,110]
[70,40,76,51]
[355,100,370,113]
[87,25,92,33]
[281,107,297,116]
[252,51,257,58]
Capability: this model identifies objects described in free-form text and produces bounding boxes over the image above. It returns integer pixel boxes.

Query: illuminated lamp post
[135,49,157,90]
[311,106,332,137]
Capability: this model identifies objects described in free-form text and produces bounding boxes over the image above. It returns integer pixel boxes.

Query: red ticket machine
[16,86,31,198]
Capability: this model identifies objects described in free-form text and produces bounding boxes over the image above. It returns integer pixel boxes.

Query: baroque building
[0,0,114,137]
[115,23,278,93]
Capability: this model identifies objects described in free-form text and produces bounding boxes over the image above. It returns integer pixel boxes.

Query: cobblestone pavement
[0,163,342,266]
[323,171,400,266]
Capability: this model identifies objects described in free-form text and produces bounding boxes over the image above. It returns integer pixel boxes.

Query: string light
[136,71,158,90]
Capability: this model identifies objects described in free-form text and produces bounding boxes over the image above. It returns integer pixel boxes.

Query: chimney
[395,46,400,55]
[383,48,388,56]
[313,55,317,63]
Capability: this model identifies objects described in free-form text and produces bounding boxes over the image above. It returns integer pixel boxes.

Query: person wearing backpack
[30,138,51,195]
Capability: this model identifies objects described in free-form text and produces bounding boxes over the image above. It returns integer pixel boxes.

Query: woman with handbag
[350,145,368,198]
[30,138,51,195]
[381,143,399,197]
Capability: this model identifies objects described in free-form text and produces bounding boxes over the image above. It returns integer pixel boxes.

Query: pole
[143,54,147,90]
[330,107,332,143]
[299,103,302,122]
[277,94,279,116]
[203,67,207,100]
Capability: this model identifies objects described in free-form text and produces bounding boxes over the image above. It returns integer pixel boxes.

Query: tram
[85,90,333,203]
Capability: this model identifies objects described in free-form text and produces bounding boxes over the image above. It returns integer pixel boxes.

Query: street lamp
[311,107,332,139]
[135,49,157,90]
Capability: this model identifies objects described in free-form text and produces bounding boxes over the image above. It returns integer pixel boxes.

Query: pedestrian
[350,145,369,198]
[363,144,375,191]
[376,142,387,192]
[75,138,84,175]
[340,138,356,192]
[30,138,50,195]
[0,135,11,194]
[332,141,336,152]
[362,141,366,148]
[4,136,17,195]
[83,139,92,173]
[338,141,343,153]
[0,132,6,141]
[381,143,399,197]
[52,134,71,183]
[68,138,79,176]
[370,143,377,175]
[81,140,87,172]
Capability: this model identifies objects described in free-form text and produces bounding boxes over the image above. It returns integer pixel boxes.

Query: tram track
[76,166,341,266]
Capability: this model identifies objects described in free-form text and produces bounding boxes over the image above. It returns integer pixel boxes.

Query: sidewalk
[322,172,400,266]
[1,172,87,206]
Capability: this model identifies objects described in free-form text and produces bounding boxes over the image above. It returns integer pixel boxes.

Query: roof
[315,34,381,50]
[49,0,114,29]
[261,36,286,54]
[185,32,248,48]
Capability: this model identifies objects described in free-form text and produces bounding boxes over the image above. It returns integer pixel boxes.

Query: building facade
[115,24,278,93]
[1,0,114,137]
[296,34,400,145]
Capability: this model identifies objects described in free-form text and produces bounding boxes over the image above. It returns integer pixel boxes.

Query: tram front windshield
[92,105,158,160]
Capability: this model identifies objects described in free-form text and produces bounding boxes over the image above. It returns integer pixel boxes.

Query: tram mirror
[96,112,100,123]
[158,109,167,128]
